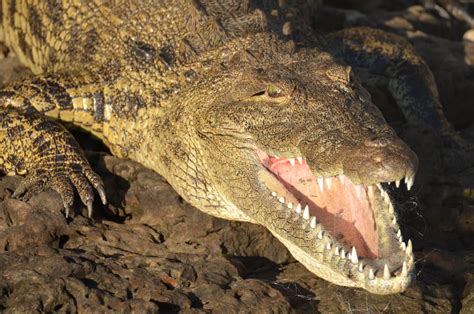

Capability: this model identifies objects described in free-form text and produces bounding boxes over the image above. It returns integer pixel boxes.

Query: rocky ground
[1,1,474,313]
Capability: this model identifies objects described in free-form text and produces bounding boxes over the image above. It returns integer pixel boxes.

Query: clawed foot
[12,164,107,218]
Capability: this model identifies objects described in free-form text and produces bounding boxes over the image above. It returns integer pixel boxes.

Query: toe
[70,172,94,207]
[50,176,74,215]
[12,173,44,199]
[84,168,107,205]
[21,180,47,201]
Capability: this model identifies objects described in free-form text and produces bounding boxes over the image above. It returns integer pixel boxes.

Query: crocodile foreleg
[0,75,107,217]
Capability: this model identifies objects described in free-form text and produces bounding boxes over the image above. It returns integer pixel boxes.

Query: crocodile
[0,0,462,295]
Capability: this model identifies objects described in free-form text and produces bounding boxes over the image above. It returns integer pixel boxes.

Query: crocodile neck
[127,90,255,223]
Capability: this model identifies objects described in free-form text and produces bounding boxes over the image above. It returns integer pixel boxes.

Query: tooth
[310,216,316,228]
[334,247,340,256]
[287,202,293,209]
[317,231,323,240]
[383,264,390,280]
[351,247,358,264]
[326,243,332,250]
[406,239,413,255]
[384,193,390,204]
[395,180,400,188]
[388,203,394,214]
[369,268,375,280]
[404,176,414,191]
[295,203,302,214]
[289,158,295,166]
[339,175,344,184]
[368,186,374,198]
[271,191,277,197]
[407,175,415,191]
[303,205,310,220]
[340,249,346,259]
[400,242,406,251]
[278,197,285,203]
[358,263,364,272]
[356,185,363,198]
[387,181,392,186]
[392,216,397,225]
[317,177,324,192]
[376,183,382,190]
[401,261,408,277]
[296,156,303,164]
[325,177,332,190]
[396,230,401,238]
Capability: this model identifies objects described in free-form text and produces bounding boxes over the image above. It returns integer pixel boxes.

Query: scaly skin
[0,0,460,294]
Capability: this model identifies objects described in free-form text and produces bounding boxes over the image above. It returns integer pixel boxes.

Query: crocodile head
[194,44,418,295]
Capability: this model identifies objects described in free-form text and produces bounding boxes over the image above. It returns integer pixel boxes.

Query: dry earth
[0,2,474,313]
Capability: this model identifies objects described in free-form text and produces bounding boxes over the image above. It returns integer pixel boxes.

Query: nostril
[364,138,388,148]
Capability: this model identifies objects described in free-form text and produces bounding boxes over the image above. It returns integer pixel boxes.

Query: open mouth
[257,150,415,293]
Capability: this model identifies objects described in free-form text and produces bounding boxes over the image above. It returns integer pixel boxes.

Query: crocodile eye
[266,84,282,97]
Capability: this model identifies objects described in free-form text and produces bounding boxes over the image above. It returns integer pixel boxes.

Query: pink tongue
[268,157,379,259]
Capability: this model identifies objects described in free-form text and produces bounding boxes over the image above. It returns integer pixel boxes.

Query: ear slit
[251,91,266,97]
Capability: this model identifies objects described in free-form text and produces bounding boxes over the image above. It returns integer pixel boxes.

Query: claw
[65,205,70,219]
[97,185,107,205]
[87,199,93,218]
[12,188,23,199]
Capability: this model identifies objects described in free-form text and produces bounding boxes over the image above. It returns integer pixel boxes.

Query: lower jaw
[273,230,413,294]
[271,230,359,287]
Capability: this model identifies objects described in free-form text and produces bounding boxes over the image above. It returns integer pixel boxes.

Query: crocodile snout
[342,137,418,185]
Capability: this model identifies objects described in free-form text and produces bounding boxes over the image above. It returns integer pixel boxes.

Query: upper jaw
[255,151,416,295]
[341,137,419,187]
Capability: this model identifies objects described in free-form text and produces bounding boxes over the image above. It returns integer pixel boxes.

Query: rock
[0,154,294,312]
[462,273,474,313]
